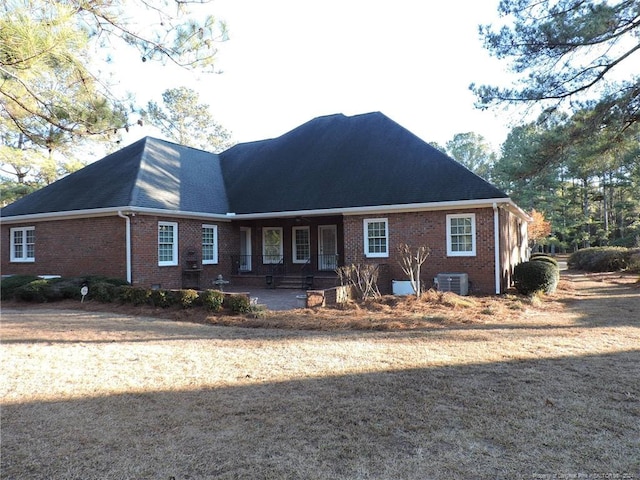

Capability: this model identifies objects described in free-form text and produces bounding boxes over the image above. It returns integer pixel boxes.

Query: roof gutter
[0,206,234,224]
[117,211,132,284]
[2,198,533,224]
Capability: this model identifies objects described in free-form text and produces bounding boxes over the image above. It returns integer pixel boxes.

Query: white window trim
[363,218,389,258]
[292,226,310,264]
[262,227,283,264]
[158,221,178,266]
[10,226,35,262]
[446,213,476,257]
[202,224,218,265]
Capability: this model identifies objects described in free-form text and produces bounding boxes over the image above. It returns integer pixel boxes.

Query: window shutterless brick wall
[1,215,237,289]
[130,215,236,290]
[1,217,127,279]
[343,208,498,294]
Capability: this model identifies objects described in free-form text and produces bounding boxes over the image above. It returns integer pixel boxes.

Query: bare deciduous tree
[397,244,430,298]
[337,264,380,300]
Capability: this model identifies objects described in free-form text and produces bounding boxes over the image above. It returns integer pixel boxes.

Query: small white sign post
[80,286,88,303]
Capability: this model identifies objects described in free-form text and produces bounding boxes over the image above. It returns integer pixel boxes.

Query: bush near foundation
[1,275,127,302]
[201,289,225,312]
[227,294,251,313]
[530,254,559,267]
[119,286,152,306]
[0,275,40,300]
[568,247,639,272]
[513,261,559,295]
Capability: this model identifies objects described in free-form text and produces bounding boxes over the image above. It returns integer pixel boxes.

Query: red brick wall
[1,215,237,289]
[1,217,127,279]
[129,215,236,290]
[343,208,498,294]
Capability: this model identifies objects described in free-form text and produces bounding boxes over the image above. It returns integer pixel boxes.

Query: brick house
[1,112,530,294]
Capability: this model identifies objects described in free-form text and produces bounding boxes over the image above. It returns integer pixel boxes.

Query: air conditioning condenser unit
[436,273,469,296]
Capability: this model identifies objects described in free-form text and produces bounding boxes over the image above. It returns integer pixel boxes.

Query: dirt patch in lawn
[2,270,639,479]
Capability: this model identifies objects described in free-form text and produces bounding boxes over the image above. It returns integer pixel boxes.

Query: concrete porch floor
[221,286,308,311]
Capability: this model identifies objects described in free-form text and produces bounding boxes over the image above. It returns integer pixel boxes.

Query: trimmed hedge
[0,275,39,300]
[1,275,255,314]
[227,294,251,313]
[513,261,559,295]
[530,254,559,267]
[568,247,639,272]
[201,289,225,312]
[1,275,130,302]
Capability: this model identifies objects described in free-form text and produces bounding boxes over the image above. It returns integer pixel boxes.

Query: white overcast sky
[113,0,519,151]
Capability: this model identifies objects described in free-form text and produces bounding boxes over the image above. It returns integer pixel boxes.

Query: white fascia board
[226,198,523,220]
[0,206,233,224]
[1,198,531,224]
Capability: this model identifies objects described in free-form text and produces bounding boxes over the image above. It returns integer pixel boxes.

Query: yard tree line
[446,0,640,250]
[2,0,639,251]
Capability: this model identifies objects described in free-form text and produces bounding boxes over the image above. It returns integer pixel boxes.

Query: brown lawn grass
[1,271,639,479]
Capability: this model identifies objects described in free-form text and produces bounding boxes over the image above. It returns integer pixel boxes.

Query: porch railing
[231,254,340,275]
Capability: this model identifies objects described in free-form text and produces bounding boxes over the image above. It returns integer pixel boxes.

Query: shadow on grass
[2,350,639,479]
[554,272,640,328]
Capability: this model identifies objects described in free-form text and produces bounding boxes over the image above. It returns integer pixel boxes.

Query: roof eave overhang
[227,198,532,220]
[0,206,233,224]
[1,198,532,224]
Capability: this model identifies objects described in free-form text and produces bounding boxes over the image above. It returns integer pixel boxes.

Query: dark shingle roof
[1,112,507,218]
[219,112,507,214]
[1,137,228,217]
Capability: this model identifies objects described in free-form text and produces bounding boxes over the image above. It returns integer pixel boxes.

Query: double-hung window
[158,222,178,266]
[292,226,310,263]
[446,213,476,256]
[202,224,218,264]
[10,226,35,262]
[364,218,388,258]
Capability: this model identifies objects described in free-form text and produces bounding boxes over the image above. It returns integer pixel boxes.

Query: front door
[318,225,337,271]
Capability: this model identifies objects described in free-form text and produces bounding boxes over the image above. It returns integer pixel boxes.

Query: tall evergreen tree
[472,0,639,136]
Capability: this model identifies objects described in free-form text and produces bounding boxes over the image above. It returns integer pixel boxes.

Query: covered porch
[228,215,344,290]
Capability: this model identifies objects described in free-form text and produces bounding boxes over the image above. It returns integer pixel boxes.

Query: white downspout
[493,203,500,294]
[118,211,132,284]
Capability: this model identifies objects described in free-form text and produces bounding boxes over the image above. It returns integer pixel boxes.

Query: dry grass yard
[1,271,639,479]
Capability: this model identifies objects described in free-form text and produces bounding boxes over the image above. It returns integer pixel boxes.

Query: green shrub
[227,294,251,313]
[119,286,151,306]
[0,275,39,300]
[568,247,638,272]
[513,261,559,295]
[44,277,82,301]
[89,282,119,303]
[149,289,172,308]
[14,279,51,302]
[201,289,224,312]
[530,255,559,267]
[177,289,199,309]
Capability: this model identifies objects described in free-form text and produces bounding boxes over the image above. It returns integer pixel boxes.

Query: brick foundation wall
[1,217,127,279]
[343,208,498,294]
